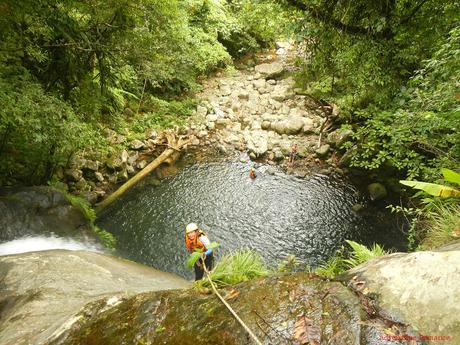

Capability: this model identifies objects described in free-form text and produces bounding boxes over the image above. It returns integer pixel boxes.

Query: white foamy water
[0,236,103,256]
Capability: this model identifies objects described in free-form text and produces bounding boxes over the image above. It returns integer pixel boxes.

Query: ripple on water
[98,161,406,279]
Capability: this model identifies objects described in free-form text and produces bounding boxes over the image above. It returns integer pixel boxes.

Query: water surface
[98,161,406,278]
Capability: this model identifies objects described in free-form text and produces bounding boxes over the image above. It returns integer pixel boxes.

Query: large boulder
[367,182,387,201]
[0,187,90,241]
[244,130,269,157]
[341,250,460,343]
[254,62,284,79]
[271,84,294,102]
[51,272,418,345]
[272,117,304,135]
[0,250,189,345]
[327,128,354,147]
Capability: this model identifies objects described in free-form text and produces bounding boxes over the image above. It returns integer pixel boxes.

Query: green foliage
[390,169,460,250]
[92,224,117,250]
[343,240,388,268]
[419,203,460,250]
[0,67,99,185]
[400,180,460,198]
[186,242,220,269]
[315,255,348,279]
[290,0,459,182]
[65,192,96,223]
[0,0,288,186]
[63,191,116,249]
[315,241,388,279]
[195,249,268,288]
[130,97,197,133]
[278,254,300,272]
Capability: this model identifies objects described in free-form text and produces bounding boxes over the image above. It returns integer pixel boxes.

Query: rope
[201,255,263,345]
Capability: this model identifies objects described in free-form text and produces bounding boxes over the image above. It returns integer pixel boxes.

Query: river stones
[367,182,387,201]
[254,61,284,79]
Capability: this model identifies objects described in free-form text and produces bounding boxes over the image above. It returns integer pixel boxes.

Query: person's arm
[199,235,213,256]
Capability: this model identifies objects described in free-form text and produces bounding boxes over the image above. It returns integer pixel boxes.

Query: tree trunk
[95,131,189,214]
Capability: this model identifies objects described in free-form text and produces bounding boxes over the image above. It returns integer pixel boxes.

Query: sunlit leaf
[400,180,460,198]
[442,168,460,186]
[186,252,202,269]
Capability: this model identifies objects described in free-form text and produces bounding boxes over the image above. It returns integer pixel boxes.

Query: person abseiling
[184,223,214,280]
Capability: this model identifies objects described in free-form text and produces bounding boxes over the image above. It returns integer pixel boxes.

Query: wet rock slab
[0,250,189,345]
[52,273,405,345]
[341,250,460,344]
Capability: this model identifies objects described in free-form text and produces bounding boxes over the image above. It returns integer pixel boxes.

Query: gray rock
[254,62,284,79]
[196,105,208,117]
[261,121,271,130]
[342,250,460,341]
[315,144,331,157]
[220,84,232,96]
[367,183,387,201]
[245,131,269,157]
[136,160,147,170]
[117,169,128,182]
[127,151,139,165]
[272,117,304,135]
[65,169,83,182]
[272,85,294,102]
[197,130,208,139]
[274,150,285,161]
[253,79,266,90]
[302,118,315,133]
[0,250,189,345]
[83,160,99,171]
[74,178,88,191]
[327,128,354,147]
[120,150,129,163]
[70,156,86,169]
[145,129,158,139]
[0,187,91,241]
[129,139,144,150]
[267,79,277,85]
[206,122,215,130]
[206,114,218,122]
[79,191,98,204]
[108,174,118,184]
[266,166,277,175]
[237,90,249,100]
[106,155,123,170]
[94,172,104,182]
[126,165,135,175]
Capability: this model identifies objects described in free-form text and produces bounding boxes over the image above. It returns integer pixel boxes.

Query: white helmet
[186,223,199,234]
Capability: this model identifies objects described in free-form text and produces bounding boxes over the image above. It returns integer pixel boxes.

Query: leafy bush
[342,26,460,181]
[0,68,98,185]
[419,204,460,250]
[195,250,269,288]
[315,240,388,279]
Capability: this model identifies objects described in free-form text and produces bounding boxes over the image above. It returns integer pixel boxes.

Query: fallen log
[96,131,189,214]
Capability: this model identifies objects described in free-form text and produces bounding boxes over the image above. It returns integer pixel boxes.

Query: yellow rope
[201,256,263,345]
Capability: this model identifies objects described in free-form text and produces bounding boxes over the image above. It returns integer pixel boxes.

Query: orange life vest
[185,230,208,253]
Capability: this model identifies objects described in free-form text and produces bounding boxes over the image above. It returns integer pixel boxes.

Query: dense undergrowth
[0,0,289,186]
[192,241,389,287]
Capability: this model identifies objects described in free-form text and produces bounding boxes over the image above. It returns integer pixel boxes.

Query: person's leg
[194,262,204,280]
[203,254,214,272]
